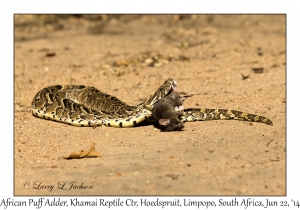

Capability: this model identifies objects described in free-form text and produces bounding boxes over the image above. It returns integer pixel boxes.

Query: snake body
[31,78,273,128]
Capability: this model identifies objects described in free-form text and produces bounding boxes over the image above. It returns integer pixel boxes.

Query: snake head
[143,78,177,110]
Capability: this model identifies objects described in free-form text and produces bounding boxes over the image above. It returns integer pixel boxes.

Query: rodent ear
[159,119,170,126]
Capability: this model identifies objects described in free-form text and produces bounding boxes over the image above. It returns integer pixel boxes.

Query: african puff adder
[31,78,273,131]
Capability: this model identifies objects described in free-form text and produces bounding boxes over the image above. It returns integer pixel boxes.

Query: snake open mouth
[171,80,178,91]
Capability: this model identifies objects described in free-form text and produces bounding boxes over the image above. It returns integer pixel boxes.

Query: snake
[31,78,273,129]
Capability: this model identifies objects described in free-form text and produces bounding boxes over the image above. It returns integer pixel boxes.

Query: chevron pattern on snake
[31,78,273,130]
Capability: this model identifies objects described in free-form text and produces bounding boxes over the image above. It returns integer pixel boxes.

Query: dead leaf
[62,141,102,159]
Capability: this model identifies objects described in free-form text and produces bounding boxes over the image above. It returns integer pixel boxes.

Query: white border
[2,0,298,209]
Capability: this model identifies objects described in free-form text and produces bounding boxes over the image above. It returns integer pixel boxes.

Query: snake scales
[31,78,273,129]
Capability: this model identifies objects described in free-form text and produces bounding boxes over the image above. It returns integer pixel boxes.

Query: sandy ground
[14,15,286,195]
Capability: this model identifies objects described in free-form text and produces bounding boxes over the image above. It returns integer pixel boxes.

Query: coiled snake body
[31,78,273,129]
